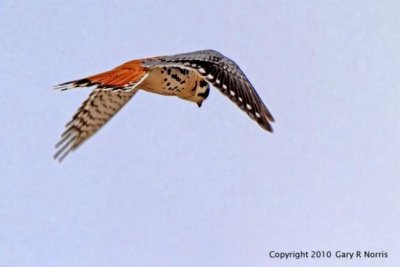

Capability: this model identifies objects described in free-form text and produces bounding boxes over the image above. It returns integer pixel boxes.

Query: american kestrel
[54,49,274,161]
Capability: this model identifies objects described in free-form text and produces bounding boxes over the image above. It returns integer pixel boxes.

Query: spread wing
[54,89,138,162]
[143,49,274,131]
[54,61,149,161]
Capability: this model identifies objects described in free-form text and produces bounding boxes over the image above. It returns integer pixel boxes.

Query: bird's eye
[199,79,208,87]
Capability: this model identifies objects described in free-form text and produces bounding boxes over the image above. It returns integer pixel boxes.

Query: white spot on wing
[238,97,243,102]
[199,68,206,74]
[222,84,227,89]
[207,74,214,79]
[230,90,235,96]
[246,104,252,110]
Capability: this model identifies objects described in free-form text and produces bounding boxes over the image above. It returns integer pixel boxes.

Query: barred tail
[54,60,148,91]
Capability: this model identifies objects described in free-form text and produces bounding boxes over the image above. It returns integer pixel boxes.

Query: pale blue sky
[1,1,399,266]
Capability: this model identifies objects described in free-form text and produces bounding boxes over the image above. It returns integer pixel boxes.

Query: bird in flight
[54,49,274,161]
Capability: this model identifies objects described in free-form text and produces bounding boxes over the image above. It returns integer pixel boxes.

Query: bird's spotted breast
[141,67,198,98]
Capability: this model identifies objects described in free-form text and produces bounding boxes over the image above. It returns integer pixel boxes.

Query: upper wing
[54,89,138,162]
[142,49,275,132]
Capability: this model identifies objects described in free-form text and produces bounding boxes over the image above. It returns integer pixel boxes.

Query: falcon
[54,49,274,161]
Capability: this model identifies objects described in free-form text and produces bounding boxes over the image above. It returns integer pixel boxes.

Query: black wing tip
[53,149,72,163]
[267,114,275,123]
[261,121,274,133]
[53,130,77,162]
[53,140,75,162]
[256,112,275,133]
